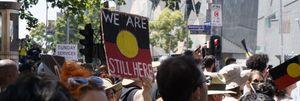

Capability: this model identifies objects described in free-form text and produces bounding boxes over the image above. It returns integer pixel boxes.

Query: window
[265,14,276,28]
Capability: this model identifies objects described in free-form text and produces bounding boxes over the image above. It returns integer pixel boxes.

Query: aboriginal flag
[101,9,152,79]
[269,55,300,90]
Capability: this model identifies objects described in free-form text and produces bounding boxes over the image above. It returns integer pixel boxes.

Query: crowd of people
[0,44,299,101]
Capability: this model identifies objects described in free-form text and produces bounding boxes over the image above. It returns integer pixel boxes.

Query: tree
[30,22,45,45]
[25,0,127,52]
[150,8,192,54]
[18,0,126,30]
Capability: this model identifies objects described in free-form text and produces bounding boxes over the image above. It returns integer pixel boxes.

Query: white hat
[218,64,251,90]
[121,79,135,86]
[102,78,122,91]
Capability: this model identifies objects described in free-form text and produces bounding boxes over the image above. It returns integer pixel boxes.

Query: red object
[273,74,300,90]
[214,39,219,47]
[102,9,153,79]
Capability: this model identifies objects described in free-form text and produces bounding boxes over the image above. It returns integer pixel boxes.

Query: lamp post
[279,0,284,63]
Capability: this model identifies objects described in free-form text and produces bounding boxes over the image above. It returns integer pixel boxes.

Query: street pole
[66,16,70,44]
[279,0,284,63]
[45,1,48,47]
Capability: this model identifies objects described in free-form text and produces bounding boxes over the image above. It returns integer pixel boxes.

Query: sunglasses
[252,79,264,84]
[68,76,104,88]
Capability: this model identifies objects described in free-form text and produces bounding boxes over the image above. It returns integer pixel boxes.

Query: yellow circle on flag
[116,31,138,58]
[287,63,300,78]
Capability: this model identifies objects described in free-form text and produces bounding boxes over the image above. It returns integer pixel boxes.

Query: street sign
[211,4,222,26]
[56,44,78,60]
[187,25,211,31]
[101,9,153,79]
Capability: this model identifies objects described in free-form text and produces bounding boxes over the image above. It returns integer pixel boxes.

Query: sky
[19,0,60,38]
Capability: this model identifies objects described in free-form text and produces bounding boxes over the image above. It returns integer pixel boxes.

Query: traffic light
[79,24,94,63]
[209,35,221,59]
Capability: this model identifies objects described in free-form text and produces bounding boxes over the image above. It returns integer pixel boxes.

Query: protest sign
[269,55,300,90]
[56,44,78,60]
[101,9,153,79]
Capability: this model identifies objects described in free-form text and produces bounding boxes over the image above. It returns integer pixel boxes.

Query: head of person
[239,93,274,101]
[205,73,235,101]
[60,60,108,101]
[254,78,276,98]
[25,35,29,39]
[0,59,18,90]
[246,54,269,75]
[225,57,236,66]
[247,70,264,86]
[102,78,123,101]
[201,55,216,72]
[0,73,74,101]
[156,56,207,101]
[245,71,265,95]
[219,64,250,98]
[67,76,108,101]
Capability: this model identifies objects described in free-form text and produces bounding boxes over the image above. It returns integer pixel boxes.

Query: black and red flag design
[101,9,153,79]
[269,55,300,90]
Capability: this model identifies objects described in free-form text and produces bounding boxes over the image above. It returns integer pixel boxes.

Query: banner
[101,9,153,79]
[56,44,78,60]
[269,55,300,90]
[211,4,222,26]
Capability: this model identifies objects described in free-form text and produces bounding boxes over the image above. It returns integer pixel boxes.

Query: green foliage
[150,8,192,54]
[25,0,126,52]
[30,22,45,42]
[18,0,126,30]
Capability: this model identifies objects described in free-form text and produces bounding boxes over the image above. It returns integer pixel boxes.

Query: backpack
[120,86,140,101]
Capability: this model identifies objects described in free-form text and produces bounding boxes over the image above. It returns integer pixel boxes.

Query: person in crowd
[246,54,269,77]
[60,60,108,101]
[19,62,33,72]
[0,59,18,93]
[239,93,274,101]
[253,77,276,98]
[201,55,216,72]
[0,73,74,101]
[120,78,153,101]
[218,64,251,100]
[102,78,123,101]
[19,39,28,64]
[225,57,236,66]
[205,72,236,101]
[156,56,208,101]
[243,70,264,95]
[274,83,297,101]
[27,43,42,62]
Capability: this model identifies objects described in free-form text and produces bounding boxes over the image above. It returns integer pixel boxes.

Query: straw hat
[121,79,135,86]
[204,72,236,95]
[102,78,122,91]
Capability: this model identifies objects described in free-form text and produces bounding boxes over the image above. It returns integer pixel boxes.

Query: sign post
[211,4,222,27]
[101,9,153,79]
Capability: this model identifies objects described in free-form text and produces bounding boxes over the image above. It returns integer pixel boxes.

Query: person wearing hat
[102,78,123,101]
[120,77,153,101]
[218,64,251,100]
[205,72,236,101]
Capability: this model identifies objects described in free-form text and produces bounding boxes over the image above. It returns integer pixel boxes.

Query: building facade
[257,0,300,65]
